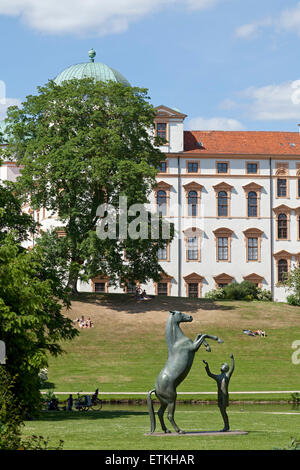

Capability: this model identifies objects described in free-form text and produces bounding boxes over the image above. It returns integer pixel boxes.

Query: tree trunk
[67,272,79,294]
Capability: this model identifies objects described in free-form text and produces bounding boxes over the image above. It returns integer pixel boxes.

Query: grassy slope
[45,294,300,399]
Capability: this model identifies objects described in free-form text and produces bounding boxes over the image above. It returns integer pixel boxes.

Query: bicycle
[74,390,102,411]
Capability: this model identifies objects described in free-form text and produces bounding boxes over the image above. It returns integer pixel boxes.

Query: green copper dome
[54,49,130,87]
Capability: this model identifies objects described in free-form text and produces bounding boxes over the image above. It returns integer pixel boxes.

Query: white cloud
[185,116,245,131]
[279,1,300,36]
[237,80,300,121]
[235,17,273,39]
[0,0,222,36]
[235,2,300,40]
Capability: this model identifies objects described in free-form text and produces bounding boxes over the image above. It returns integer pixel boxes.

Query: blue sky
[1,0,300,132]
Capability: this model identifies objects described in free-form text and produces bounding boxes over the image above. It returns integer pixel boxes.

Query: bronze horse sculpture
[147,310,223,434]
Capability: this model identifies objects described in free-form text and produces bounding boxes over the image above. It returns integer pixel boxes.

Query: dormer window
[156,123,167,140]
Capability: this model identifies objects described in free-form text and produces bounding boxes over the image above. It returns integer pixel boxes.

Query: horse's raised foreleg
[192,333,223,352]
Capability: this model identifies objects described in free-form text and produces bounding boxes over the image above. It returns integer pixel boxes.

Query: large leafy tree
[0,180,36,244]
[0,235,78,414]
[5,79,173,292]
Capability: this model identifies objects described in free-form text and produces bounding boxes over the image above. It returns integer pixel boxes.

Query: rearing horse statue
[147,310,223,434]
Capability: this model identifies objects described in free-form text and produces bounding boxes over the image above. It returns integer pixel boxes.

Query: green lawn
[22,295,300,450]
[44,295,300,397]
[23,404,300,450]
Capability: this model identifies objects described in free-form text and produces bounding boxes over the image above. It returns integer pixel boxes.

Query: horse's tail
[147,389,156,434]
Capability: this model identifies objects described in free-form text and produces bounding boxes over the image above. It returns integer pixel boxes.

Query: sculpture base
[145,431,248,436]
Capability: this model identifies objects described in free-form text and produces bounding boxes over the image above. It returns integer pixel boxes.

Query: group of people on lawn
[75,315,94,328]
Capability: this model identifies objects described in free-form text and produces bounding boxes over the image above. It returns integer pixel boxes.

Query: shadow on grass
[36,410,148,422]
[70,293,236,314]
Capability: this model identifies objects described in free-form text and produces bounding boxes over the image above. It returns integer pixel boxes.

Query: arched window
[248,191,257,217]
[278,259,288,283]
[278,213,287,239]
[188,190,198,217]
[218,191,228,217]
[157,190,167,216]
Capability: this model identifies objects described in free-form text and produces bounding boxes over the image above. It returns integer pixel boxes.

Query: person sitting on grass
[140,289,151,300]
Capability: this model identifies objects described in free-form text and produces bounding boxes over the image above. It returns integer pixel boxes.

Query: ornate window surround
[213,273,234,288]
[154,181,172,216]
[275,164,289,199]
[91,276,110,293]
[243,227,263,262]
[154,273,174,296]
[243,273,264,288]
[273,204,292,241]
[242,182,263,218]
[213,227,233,262]
[213,182,233,218]
[183,273,204,298]
[183,181,203,217]
[183,227,203,262]
[273,250,292,284]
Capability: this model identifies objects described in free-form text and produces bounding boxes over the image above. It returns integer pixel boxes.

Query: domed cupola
[54,49,130,87]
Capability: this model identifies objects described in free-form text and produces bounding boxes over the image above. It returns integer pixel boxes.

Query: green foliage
[5,78,172,292]
[205,281,272,302]
[222,281,258,300]
[273,437,300,450]
[287,294,300,306]
[0,367,64,450]
[0,367,24,450]
[0,236,78,414]
[256,288,272,301]
[0,181,36,244]
[284,267,300,304]
[204,288,225,300]
[20,434,64,451]
[291,392,300,404]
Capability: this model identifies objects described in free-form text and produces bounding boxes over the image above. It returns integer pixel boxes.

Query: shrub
[256,288,272,302]
[204,288,225,300]
[205,281,272,302]
[222,281,258,301]
[287,294,300,306]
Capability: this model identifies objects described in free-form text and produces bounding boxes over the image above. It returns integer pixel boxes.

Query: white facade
[1,104,300,301]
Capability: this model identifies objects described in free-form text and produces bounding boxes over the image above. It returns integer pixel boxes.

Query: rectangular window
[95,282,105,293]
[187,162,199,173]
[277,178,287,197]
[158,161,167,173]
[157,282,168,295]
[248,237,258,261]
[158,246,168,260]
[126,282,136,293]
[247,163,258,174]
[156,123,167,140]
[217,237,228,261]
[188,283,199,298]
[187,237,199,260]
[217,162,228,174]
[218,283,228,288]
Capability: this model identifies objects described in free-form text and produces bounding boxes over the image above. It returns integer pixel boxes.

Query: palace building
[1,51,300,302]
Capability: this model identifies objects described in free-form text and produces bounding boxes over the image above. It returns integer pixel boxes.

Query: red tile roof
[184,130,300,156]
